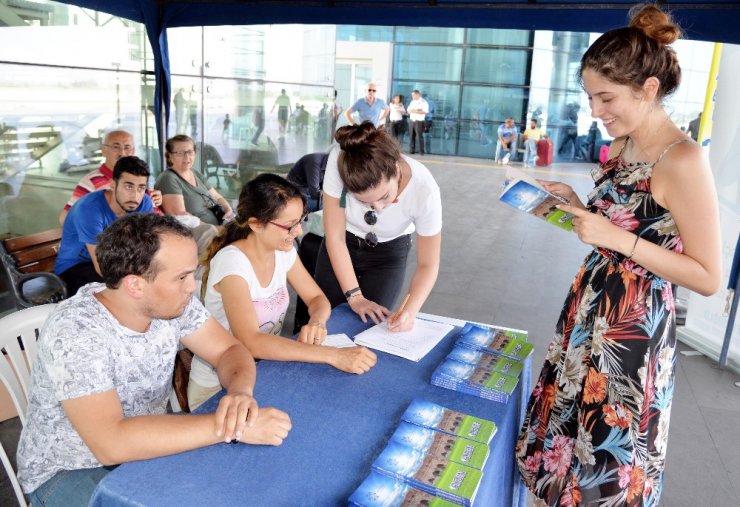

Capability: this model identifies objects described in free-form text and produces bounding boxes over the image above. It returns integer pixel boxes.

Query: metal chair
[0,303,57,507]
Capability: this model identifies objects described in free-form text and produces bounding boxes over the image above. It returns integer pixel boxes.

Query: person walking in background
[331,90,343,134]
[407,90,428,155]
[174,88,187,134]
[271,89,292,135]
[516,5,721,505]
[522,119,545,168]
[222,113,231,143]
[388,94,407,141]
[495,117,519,164]
[315,122,442,332]
[188,92,199,139]
[252,106,265,146]
[344,82,389,127]
[687,111,701,141]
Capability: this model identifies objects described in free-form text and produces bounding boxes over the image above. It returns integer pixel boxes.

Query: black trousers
[391,121,404,140]
[59,262,103,297]
[409,120,425,154]
[314,231,411,311]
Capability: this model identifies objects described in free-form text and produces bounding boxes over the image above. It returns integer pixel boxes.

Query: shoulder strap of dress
[652,138,690,166]
[617,137,630,157]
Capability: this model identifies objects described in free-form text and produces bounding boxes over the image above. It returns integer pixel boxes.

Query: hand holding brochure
[499,166,574,231]
[354,318,454,362]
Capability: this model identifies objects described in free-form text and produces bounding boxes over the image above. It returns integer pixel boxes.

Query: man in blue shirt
[344,82,389,128]
[495,117,520,164]
[55,156,154,295]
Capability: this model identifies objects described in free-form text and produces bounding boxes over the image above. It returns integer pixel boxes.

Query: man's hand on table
[214,391,258,443]
[329,346,377,374]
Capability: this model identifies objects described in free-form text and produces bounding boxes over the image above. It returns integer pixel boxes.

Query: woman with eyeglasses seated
[155,134,234,226]
[314,121,442,332]
[188,173,377,410]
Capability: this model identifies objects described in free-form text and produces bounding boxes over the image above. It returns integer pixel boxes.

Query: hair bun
[629,4,682,45]
[335,121,378,151]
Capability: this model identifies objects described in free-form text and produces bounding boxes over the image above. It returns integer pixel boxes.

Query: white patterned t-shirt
[189,245,296,388]
[16,283,209,493]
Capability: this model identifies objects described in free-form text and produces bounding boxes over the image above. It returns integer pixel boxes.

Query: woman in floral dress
[516,5,722,506]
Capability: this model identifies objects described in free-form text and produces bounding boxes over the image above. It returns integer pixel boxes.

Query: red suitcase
[536,138,553,166]
[599,144,610,164]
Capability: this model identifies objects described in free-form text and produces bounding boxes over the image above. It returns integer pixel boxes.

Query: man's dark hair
[96,214,193,289]
[113,156,151,181]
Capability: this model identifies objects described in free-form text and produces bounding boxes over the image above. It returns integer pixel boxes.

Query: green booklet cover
[446,344,524,378]
[499,166,574,231]
[371,441,482,507]
[349,471,457,507]
[431,359,519,403]
[401,399,497,445]
[457,323,533,361]
[390,421,490,470]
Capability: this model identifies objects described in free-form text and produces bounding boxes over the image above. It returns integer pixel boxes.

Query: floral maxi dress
[516,140,686,507]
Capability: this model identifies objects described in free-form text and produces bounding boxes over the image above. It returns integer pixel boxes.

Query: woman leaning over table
[314,121,442,332]
[188,174,376,410]
[515,5,721,506]
[155,134,234,226]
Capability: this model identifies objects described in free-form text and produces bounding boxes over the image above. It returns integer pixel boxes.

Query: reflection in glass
[394,46,463,82]
[464,48,529,86]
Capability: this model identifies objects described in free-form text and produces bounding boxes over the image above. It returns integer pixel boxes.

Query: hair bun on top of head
[628,4,682,45]
[334,121,378,151]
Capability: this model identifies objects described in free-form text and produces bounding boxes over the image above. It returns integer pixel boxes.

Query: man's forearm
[216,344,256,396]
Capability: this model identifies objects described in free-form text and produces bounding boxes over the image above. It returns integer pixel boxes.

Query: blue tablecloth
[90,304,531,507]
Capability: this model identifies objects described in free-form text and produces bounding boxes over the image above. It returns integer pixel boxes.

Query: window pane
[337,25,393,42]
[167,27,203,76]
[467,28,530,47]
[464,48,530,86]
[394,26,464,44]
[0,2,148,72]
[394,46,462,82]
[460,85,527,135]
[203,26,266,80]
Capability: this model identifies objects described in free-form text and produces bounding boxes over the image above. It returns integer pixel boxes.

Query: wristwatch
[344,286,361,300]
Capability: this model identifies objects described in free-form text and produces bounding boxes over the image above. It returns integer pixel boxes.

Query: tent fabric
[53,0,740,149]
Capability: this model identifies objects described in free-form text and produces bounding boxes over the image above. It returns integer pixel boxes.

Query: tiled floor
[1,155,739,507]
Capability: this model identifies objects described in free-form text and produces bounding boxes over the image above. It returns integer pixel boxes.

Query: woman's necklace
[630,115,671,164]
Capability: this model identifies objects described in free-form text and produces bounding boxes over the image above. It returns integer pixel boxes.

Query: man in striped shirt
[59,130,162,224]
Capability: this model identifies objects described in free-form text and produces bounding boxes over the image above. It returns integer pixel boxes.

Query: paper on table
[353,319,454,362]
[322,333,357,348]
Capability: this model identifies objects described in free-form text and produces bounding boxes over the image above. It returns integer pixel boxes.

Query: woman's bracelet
[626,234,640,260]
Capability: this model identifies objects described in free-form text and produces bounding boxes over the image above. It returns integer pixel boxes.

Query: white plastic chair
[0,303,57,507]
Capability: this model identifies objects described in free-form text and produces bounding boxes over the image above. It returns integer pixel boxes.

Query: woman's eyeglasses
[269,215,308,234]
[363,210,378,247]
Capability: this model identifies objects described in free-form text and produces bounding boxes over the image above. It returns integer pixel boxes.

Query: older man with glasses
[344,82,390,128]
[58,130,162,224]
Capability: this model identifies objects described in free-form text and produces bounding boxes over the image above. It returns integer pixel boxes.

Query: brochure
[456,323,533,361]
[349,471,458,506]
[371,441,483,507]
[499,166,574,231]
[389,421,490,470]
[353,318,454,362]
[431,358,519,403]
[446,344,524,379]
[322,333,357,348]
[401,399,497,445]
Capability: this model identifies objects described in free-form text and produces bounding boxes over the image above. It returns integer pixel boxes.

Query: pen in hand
[388,293,410,330]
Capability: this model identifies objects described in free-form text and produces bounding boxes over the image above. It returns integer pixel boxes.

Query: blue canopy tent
[54,0,740,149]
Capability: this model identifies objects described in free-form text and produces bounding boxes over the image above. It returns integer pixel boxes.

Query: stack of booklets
[349,400,497,507]
[431,323,533,403]
[400,399,497,445]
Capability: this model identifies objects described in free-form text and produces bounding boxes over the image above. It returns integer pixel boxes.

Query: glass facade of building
[0,1,714,313]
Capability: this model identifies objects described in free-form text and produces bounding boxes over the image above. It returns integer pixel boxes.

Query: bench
[0,229,67,309]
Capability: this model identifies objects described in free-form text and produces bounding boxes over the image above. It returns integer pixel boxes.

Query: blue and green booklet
[446,344,524,379]
[401,399,497,445]
[371,441,483,507]
[349,470,458,507]
[499,166,574,231]
[389,421,490,470]
[431,358,519,403]
[456,323,533,361]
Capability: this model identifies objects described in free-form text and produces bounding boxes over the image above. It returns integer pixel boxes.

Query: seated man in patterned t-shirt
[17,213,292,507]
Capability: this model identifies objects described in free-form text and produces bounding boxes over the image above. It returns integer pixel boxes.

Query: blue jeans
[28,467,110,507]
[523,139,538,164]
[495,138,517,162]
